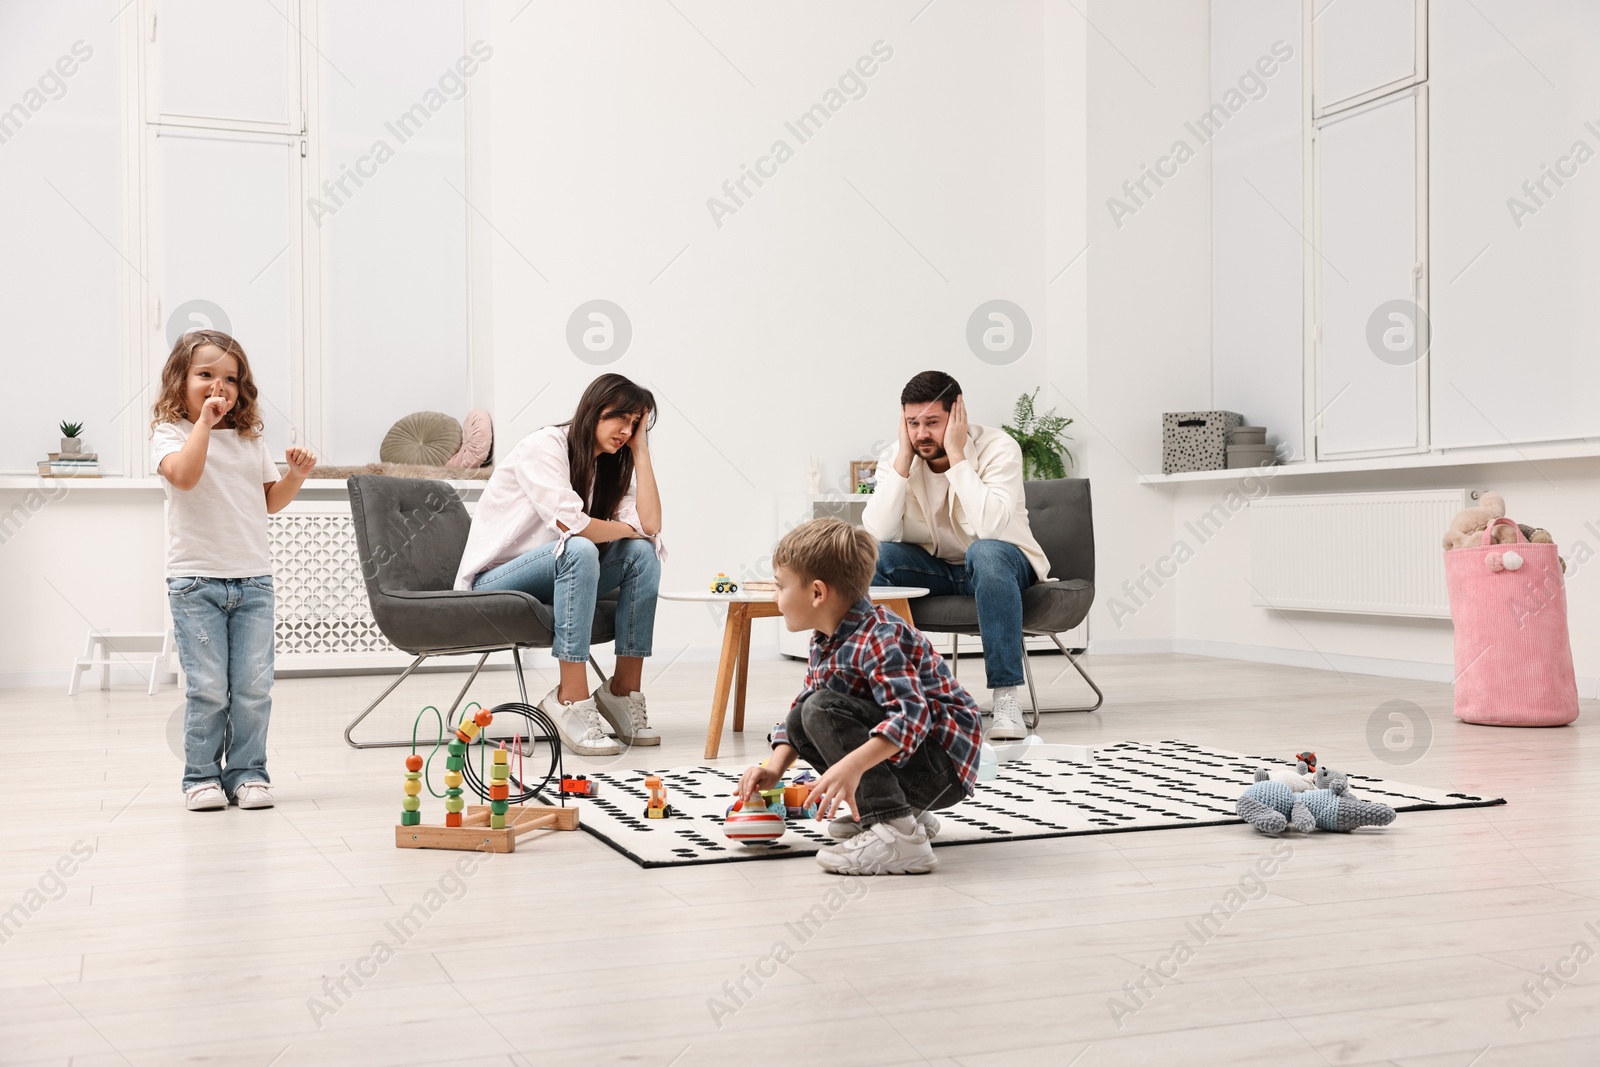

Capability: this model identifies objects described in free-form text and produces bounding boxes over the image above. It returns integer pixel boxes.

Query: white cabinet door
[1315,0,1423,113]
[1313,88,1427,459]
[151,0,301,131]
[154,129,300,461]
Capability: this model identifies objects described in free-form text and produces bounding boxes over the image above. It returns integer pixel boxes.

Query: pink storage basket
[1444,517,1578,726]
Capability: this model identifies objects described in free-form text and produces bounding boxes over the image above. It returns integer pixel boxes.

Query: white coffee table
[659,585,929,758]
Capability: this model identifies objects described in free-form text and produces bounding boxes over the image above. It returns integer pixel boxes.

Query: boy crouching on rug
[738,518,983,875]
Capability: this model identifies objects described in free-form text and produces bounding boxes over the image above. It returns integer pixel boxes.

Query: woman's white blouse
[453,425,663,590]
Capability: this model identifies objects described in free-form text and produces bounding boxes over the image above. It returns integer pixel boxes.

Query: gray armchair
[904,478,1102,724]
[342,475,616,749]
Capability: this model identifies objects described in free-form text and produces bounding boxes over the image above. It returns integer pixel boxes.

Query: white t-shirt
[923,471,970,564]
[152,420,280,578]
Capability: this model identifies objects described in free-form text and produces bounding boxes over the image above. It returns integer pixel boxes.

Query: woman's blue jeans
[473,537,659,662]
[872,539,1035,690]
[167,576,275,793]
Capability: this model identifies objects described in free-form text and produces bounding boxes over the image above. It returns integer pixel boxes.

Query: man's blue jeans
[473,537,659,662]
[872,540,1035,690]
[168,576,275,794]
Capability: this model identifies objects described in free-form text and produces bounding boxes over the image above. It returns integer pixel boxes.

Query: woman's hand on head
[626,418,648,455]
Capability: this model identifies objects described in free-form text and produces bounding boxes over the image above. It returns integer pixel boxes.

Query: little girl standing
[151,330,316,811]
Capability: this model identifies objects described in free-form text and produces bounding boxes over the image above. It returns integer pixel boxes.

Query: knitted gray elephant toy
[1236,778,1316,835]
[1299,770,1396,832]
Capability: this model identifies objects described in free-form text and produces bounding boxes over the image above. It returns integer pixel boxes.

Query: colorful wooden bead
[456,721,481,742]
[405,754,423,771]
[492,749,508,765]
[404,771,420,781]
[445,756,464,771]
[475,709,493,727]
[402,796,420,812]
[489,784,509,801]
[490,765,509,780]
[447,740,466,756]
[443,770,463,788]
[489,813,506,829]
[400,811,420,826]
[444,812,462,827]
[444,795,464,813]
[490,800,509,815]
[403,778,421,796]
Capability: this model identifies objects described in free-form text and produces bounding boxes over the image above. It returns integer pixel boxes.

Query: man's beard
[916,443,946,461]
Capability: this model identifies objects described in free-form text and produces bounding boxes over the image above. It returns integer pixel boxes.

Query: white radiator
[269,503,405,670]
[1248,489,1471,617]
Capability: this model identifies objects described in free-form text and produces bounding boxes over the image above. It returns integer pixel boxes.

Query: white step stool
[68,631,174,697]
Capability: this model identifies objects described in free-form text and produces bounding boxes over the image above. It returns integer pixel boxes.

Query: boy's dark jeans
[784,690,966,827]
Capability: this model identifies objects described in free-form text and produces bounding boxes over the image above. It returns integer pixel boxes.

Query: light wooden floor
[2,651,1596,1066]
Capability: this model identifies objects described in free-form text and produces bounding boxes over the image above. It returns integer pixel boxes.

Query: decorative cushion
[446,409,493,468]
[380,411,462,466]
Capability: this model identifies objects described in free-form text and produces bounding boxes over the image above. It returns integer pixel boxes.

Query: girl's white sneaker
[185,782,227,811]
[233,782,274,809]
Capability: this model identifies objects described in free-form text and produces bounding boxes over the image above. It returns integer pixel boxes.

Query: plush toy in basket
[1443,500,1578,727]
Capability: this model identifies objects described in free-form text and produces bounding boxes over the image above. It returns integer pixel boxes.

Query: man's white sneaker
[592,686,660,746]
[817,821,938,875]
[988,692,1028,740]
[539,689,622,756]
[185,782,226,811]
[828,810,940,841]
[232,781,274,809]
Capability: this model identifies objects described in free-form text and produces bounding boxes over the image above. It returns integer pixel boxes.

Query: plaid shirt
[772,599,983,796]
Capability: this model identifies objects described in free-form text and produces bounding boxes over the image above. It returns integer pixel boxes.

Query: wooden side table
[658,587,929,758]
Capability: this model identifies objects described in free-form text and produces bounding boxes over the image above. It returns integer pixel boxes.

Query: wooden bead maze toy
[395,702,579,853]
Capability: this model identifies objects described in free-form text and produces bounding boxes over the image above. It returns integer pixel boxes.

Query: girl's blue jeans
[167,576,275,794]
[472,537,659,662]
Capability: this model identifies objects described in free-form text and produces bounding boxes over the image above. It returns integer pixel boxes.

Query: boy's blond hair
[773,518,878,603]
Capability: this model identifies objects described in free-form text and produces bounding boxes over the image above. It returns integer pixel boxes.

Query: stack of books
[38,451,100,478]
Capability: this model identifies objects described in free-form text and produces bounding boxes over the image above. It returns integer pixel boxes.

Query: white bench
[68,630,174,696]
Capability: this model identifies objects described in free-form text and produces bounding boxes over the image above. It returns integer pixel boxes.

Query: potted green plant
[59,421,84,456]
[1002,389,1074,480]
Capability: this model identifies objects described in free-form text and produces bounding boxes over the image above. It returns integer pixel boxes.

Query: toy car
[643,774,674,819]
[709,572,739,594]
[560,774,599,797]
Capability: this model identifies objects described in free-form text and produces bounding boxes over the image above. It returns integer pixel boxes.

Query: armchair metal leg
[951,633,959,680]
[588,654,609,686]
[344,650,497,750]
[1021,650,1042,731]
[1042,632,1104,713]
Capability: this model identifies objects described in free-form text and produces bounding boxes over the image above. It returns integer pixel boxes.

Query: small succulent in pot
[59,420,83,455]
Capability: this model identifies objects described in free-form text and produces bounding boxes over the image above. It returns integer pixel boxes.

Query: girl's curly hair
[150,329,263,439]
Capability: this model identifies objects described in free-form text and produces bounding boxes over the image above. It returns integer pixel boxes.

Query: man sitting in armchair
[862,370,1051,740]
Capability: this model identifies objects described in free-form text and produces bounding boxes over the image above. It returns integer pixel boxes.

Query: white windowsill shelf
[1139,439,1600,486]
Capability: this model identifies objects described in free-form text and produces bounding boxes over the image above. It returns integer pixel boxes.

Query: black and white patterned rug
[569,740,1505,868]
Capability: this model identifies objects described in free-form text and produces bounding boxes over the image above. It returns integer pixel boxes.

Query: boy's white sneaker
[988,693,1028,740]
[828,810,940,841]
[817,821,938,875]
[592,685,660,746]
[539,689,622,756]
[232,782,274,809]
[185,782,227,811]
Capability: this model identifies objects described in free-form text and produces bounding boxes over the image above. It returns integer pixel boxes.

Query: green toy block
[400,811,420,826]
[489,813,506,829]
[445,755,464,771]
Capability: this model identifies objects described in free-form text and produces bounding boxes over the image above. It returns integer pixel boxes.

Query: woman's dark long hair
[561,374,657,522]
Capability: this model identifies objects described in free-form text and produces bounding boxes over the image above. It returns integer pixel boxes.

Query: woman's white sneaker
[232,781,274,809]
[539,689,622,756]
[817,821,938,875]
[592,685,661,746]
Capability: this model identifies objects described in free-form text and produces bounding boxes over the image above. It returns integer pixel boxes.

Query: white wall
[1082,0,1213,648]
[485,1,1064,659]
